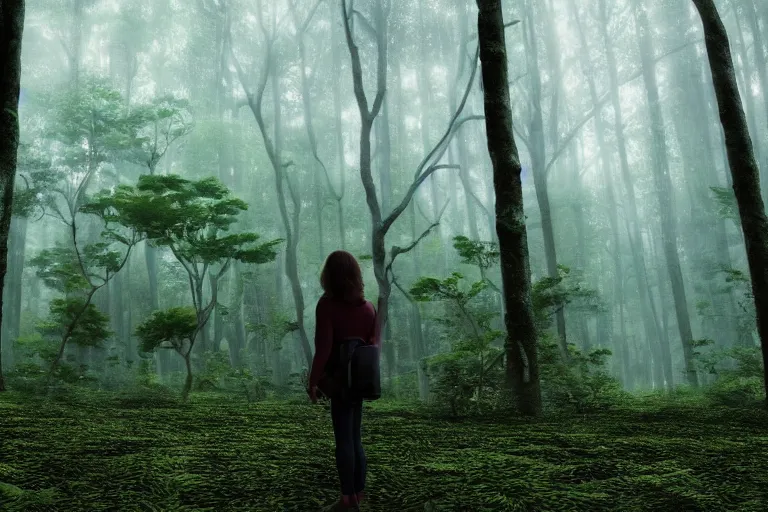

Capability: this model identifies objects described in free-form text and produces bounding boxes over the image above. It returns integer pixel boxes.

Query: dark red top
[308,295,377,389]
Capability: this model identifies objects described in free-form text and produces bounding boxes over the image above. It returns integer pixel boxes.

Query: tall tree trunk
[229,4,312,369]
[692,0,768,408]
[744,0,768,201]
[341,0,476,353]
[2,216,26,371]
[598,0,669,389]
[477,0,541,416]
[634,1,698,387]
[0,0,26,392]
[331,12,347,250]
[666,7,739,348]
[70,0,83,86]
[731,4,762,173]
[292,2,329,262]
[522,2,567,357]
[569,0,625,372]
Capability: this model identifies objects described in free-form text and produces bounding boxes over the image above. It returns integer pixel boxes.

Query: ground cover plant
[1,391,766,512]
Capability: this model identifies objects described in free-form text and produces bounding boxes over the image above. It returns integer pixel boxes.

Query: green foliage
[0,394,766,511]
[47,76,144,169]
[125,95,193,171]
[410,271,503,416]
[123,174,281,266]
[425,349,504,417]
[29,247,89,293]
[37,298,112,349]
[692,341,765,407]
[538,335,626,413]
[710,186,739,223]
[532,265,601,330]
[12,143,59,219]
[247,311,299,352]
[411,272,489,305]
[697,266,756,345]
[194,352,270,402]
[452,235,500,270]
[412,239,611,416]
[135,307,198,354]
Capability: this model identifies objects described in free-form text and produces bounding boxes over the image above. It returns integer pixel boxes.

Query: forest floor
[0,391,767,512]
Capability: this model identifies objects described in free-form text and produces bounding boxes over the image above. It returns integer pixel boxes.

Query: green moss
[0,393,766,511]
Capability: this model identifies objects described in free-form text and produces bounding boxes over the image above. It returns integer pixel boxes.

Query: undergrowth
[1,391,766,511]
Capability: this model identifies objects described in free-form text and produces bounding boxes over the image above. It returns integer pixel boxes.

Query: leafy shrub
[539,335,626,413]
[386,371,421,401]
[694,341,765,406]
[194,351,272,402]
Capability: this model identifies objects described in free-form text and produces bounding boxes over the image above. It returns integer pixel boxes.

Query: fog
[2,0,766,401]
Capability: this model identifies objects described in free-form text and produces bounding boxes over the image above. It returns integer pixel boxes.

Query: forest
[0,0,767,510]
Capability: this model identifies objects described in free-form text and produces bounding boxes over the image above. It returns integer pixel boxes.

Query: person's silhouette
[308,251,377,511]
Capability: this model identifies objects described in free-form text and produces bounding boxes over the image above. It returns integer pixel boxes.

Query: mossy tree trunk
[692,0,768,408]
[476,0,541,416]
[0,0,26,392]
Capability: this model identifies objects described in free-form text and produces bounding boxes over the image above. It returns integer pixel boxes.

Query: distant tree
[30,181,144,382]
[28,79,148,382]
[0,0,26,391]
[340,0,480,347]
[475,0,541,416]
[692,0,768,407]
[127,95,193,317]
[130,175,281,401]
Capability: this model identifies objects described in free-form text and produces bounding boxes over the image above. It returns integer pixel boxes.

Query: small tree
[130,174,280,400]
[31,183,145,382]
[29,79,150,382]
[411,272,502,415]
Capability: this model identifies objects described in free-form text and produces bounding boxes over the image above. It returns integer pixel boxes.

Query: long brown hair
[320,250,365,303]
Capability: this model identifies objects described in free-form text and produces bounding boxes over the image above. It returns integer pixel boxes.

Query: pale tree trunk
[291,0,328,262]
[417,0,437,220]
[744,0,768,131]
[228,262,247,368]
[372,14,395,389]
[744,0,768,201]
[597,0,669,390]
[390,39,429,400]
[341,0,478,361]
[448,2,478,240]
[0,0,26,392]
[634,0,698,388]
[330,14,347,250]
[522,1,567,358]
[2,217,26,371]
[692,0,768,408]
[569,0,628,378]
[666,3,739,349]
[476,0,541,416]
[228,2,312,369]
[70,0,83,86]
[731,4,762,173]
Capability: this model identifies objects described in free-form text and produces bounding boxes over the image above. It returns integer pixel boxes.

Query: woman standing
[308,251,377,511]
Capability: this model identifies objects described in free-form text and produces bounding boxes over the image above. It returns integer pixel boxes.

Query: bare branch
[381,47,481,235]
[385,204,446,282]
[342,0,370,118]
[302,0,325,33]
[351,9,376,37]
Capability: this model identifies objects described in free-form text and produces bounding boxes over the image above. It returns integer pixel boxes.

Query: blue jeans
[330,397,366,496]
